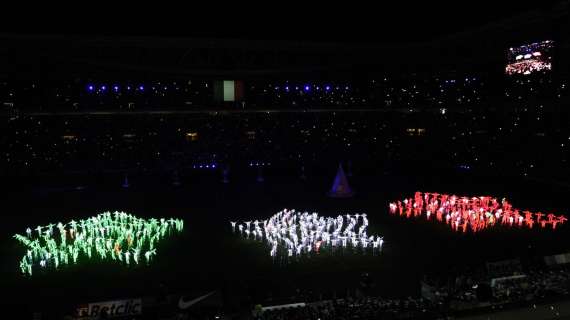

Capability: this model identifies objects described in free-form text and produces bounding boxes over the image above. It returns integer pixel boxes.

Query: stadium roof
[0,1,566,79]
[3,1,565,43]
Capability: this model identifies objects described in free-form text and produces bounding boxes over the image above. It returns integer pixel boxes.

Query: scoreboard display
[506,40,553,76]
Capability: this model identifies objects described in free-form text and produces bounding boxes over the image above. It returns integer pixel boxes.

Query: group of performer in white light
[231,209,383,257]
[13,211,184,276]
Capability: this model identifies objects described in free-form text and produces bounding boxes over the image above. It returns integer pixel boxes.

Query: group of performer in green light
[14,211,184,276]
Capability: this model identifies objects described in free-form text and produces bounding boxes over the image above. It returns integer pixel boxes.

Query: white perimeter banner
[85,298,142,317]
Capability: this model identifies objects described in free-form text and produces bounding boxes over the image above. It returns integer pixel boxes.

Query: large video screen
[505,40,553,75]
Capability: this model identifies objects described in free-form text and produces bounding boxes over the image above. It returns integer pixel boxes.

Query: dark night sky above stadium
[3,1,564,43]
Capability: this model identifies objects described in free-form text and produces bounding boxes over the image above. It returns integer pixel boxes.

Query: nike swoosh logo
[178,291,216,309]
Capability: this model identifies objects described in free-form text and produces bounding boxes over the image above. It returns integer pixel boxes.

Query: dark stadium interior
[1,3,570,320]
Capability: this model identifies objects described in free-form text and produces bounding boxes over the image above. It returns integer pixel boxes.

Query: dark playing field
[1,164,569,316]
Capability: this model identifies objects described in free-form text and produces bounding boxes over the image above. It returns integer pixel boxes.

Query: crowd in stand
[1,72,566,113]
[492,268,570,303]
[256,297,439,320]
[1,105,569,184]
[255,265,570,320]
[0,76,492,112]
[245,76,488,110]
[0,72,569,185]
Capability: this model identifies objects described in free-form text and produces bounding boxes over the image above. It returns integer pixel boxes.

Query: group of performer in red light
[389,192,567,233]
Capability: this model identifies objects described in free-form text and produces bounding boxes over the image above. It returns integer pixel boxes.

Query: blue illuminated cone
[328,164,354,198]
[122,175,130,188]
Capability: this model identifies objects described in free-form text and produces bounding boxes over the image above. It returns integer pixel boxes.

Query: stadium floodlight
[87,85,94,91]
[304,85,310,91]
[138,85,144,91]
[101,85,107,91]
[113,85,119,92]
